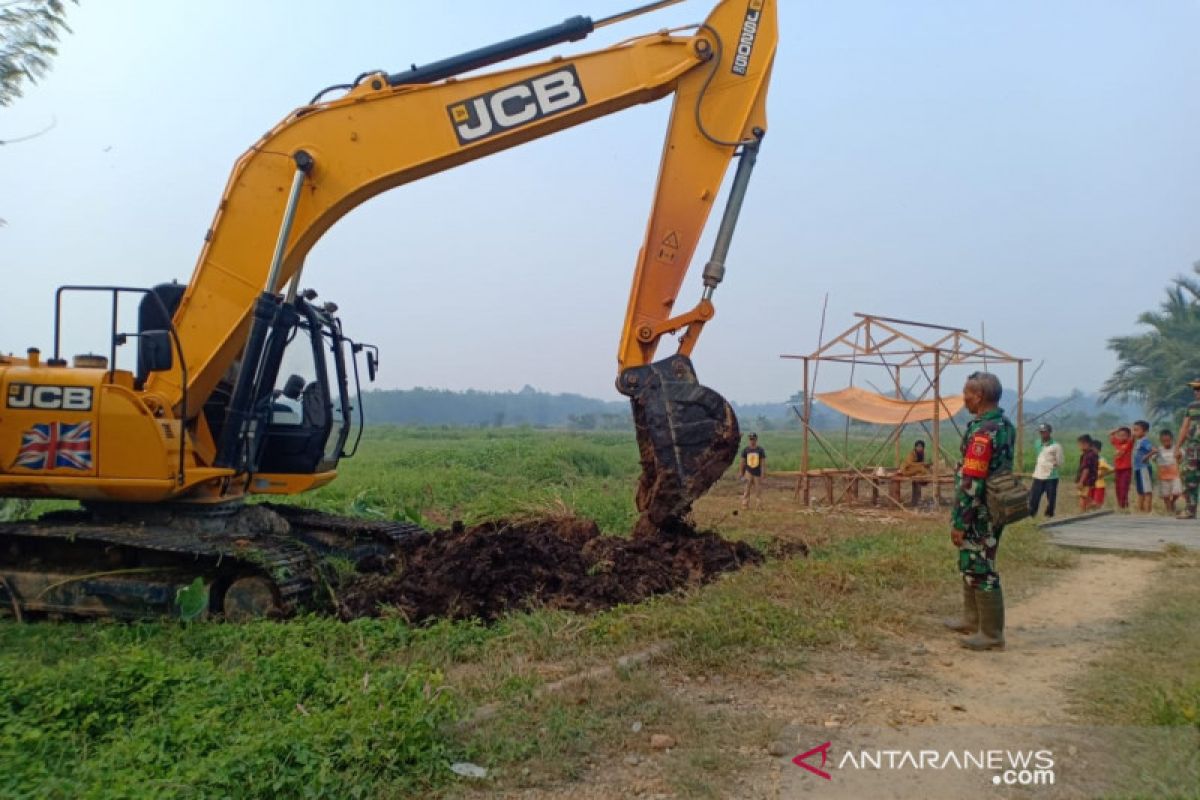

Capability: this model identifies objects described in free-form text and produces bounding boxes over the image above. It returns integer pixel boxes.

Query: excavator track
[0,504,426,621]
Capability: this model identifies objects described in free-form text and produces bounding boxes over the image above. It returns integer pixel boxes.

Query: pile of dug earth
[338,517,763,622]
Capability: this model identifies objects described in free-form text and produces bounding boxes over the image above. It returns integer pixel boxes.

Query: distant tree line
[360,386,816,431]
[361,386,629,429]
[359,384,1144,433]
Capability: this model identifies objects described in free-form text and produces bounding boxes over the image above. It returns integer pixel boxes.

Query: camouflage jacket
[951,407,1015,536]
[1184,402,1200,459]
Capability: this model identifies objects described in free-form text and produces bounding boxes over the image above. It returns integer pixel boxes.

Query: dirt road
[753,553,1161,798]
[502,553,1171,799]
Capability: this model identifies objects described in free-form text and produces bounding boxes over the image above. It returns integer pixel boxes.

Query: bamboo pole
[932,350,941,507]
[790,411,913,513]
[894,365,903,468]
[800,357,811,503]
[1016,360,1025,472]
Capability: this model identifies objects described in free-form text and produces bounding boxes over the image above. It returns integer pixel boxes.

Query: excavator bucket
[619,355,740,531]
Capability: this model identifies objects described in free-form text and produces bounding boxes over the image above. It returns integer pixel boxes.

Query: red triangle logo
[792,741,833,780]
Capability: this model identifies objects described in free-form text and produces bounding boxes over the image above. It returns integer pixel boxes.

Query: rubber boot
[942,583,978,634]
[961,587,1005,651]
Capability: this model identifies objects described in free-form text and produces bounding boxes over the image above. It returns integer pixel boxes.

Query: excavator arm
[150,0,774,403]
[142,0,776,522]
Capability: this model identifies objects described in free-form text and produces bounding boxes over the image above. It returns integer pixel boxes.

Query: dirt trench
[337,516,763,622]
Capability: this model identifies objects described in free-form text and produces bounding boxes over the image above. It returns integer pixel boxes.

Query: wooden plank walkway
[1040,511,1200,553]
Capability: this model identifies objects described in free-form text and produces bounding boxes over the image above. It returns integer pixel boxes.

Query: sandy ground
[501,553,1185,799]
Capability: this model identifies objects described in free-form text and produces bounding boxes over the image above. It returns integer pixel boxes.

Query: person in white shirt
[1028,423,1065,518]
[1149,428,1183,514]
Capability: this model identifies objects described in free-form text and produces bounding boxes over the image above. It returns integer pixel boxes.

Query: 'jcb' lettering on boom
[6,384,94,411]
[731,0,764,76]
[448,66,587,145]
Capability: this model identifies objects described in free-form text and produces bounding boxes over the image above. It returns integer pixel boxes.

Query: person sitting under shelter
[898,440,931,477]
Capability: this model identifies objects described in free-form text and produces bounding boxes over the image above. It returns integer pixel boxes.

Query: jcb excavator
[0,0,776,619]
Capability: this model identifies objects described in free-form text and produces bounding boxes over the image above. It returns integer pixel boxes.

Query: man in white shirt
[1028,423,1065,518]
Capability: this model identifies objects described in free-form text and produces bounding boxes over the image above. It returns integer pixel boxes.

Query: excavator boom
[147,0,775,524]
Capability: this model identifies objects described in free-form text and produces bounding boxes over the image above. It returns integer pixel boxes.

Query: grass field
[293,425,1080,531]
[0,426,1194,798]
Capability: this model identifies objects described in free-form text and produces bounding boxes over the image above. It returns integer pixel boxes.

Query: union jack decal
[14,422,93,471]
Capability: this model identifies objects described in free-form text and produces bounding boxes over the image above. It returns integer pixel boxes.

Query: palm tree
[1102,263,1200,418]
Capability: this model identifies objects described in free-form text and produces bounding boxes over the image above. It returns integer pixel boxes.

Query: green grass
[301,427,643,533]
[1069,552,1200,798]
[1073,552,1200,730]
[0,619,458,799]
[2,423,1107,527]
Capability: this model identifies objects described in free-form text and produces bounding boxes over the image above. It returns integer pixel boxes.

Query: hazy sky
[3,1,1198,404]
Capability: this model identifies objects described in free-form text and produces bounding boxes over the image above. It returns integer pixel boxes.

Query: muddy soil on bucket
[337,517,763,622]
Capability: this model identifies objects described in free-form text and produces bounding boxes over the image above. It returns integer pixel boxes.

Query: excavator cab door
[255,303,352,475]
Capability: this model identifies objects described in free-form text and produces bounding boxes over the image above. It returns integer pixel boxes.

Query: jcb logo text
[448,66,587,145]
[6,384,94,411]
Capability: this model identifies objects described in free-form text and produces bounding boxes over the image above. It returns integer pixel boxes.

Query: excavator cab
[198,288,373,484]
[134,283,372,483]
[255,297,367,476]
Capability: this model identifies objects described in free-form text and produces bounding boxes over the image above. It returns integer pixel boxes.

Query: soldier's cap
[1189,379,1200,389]
[1038,423,1052,433]
[748,432,758,439]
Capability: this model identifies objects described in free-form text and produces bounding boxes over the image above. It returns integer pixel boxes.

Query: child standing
[1132,420,1155,512]
[1108,426,1133,509]
[1151,429,1183,513]
[1091,438,1112,509]
[1077,435,1099,513]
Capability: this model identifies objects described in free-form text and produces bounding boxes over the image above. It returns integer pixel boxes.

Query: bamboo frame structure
[780,312,1029,508]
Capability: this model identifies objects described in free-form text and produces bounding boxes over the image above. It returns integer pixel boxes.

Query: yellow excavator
[0,0,776,618]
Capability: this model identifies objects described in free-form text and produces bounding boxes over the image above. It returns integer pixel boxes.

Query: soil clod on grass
[338,516,762,622]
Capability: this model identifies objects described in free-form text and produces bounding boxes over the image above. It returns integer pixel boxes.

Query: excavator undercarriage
[0,503,424,620]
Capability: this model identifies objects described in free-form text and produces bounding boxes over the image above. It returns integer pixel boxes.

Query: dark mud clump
[337,517,762,623]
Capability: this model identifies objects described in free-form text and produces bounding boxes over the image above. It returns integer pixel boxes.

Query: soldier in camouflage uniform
[943,372,1014,651]
[1174,379,1200,519]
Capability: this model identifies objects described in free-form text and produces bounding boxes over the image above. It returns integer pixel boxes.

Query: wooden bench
[796,469,956,508]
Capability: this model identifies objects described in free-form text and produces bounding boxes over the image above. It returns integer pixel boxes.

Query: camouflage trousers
[1183,460,1200,513]
[958,527,1004,592]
